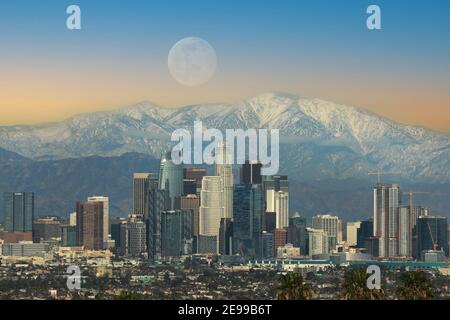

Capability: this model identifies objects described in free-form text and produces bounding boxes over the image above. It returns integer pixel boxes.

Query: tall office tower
[242,160,262,185]
[273,228,288,256]
[398,205,429,257]
[175,194,200,237]
[415,216,449,258]
[357,219,374,247]
[119,215,147,257]
[184,168,207,194]
[32,217,61,242]
[266,190,289,228]
[262,231,274,259]
[87,196,109,246]
[219,218,233,255]
[373,183,400,258]
[60,225,77,247]
[183,179,197,195]
[287,212,307,255]
[307,228,329,256]
[161,210,193,257]
[110,217,127,250]
[233,184,264,257]
[215,143,234,219]
[198,176,224,254]
[264,212,276,233]
[133,173,151,218]
[3,192,34,243]
[147,180,170,261]
[76,200,104,250]
[69,212,77,226]
[312,214,341,253]
[346,221,361,247]
[159,152,184,209]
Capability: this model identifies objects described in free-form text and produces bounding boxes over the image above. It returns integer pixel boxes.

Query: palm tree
[277,272,314,300]
[341,268,385,300]
[395,271,435,300]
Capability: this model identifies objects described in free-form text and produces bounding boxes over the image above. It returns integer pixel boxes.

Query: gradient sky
[0,0,449,131]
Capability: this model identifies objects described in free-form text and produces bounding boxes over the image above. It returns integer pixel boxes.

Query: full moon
[168,37,217,87]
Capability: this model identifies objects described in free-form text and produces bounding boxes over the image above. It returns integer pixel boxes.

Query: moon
[168,37,217,87]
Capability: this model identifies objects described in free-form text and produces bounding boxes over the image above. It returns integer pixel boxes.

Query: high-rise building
[266,190,289,229]
[69,212,77,226]
[287,212,307,255]
[3,192,34,243]
[183,179,197,195]
[398,205,428,257]
[184,168,207,194]
[215,143,233,220]
[219,218,233,255]
[242,160,262,185]
[262,231,274,259]
[307,227,329,256]
[415,216,449,258]
[147,180,170,261]
[233,184,264,257]
[264,212,276,233]
[159,152,184,209]
[346,221,361,247]
[76,200,104,250]
[133,173,151,218]
[32,217,61,242]
[110,217,126,250]
[198,176,224,253]
[60,225,77,247]
[373,183,400,258]
[175,194,200,237]
[119,215,147,257]
[312,214,341,253]
[161,210,193,257]
[357,219,373,248]
[273,228,288,256]
[87,196,109,246]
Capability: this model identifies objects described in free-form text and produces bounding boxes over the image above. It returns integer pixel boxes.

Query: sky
[0,0,449,131]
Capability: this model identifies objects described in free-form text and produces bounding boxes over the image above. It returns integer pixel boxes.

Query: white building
[87,196,109,246]
[307,228,329,256]
[69,212,77,226]
[215,143,233,220]
[312,214,341,252]
[266,189,289,229]
[199,176,224,239]
[346,221,361,246]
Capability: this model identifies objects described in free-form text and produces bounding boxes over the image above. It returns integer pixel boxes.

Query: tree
[395,271,435,300]
[276,272,313,300]
[342,268,385,300]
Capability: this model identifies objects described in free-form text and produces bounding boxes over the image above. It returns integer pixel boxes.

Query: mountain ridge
[0,92,448,182]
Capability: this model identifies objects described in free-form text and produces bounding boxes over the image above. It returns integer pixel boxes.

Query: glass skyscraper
[3,192,34,233]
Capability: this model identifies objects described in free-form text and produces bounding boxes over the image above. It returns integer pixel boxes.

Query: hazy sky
[0,0,449,132]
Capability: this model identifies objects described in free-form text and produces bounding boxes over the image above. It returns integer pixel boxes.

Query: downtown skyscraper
[159,151,184,209]
[3,192,34,243]
[373,183,400,258]
[215,143,233,220]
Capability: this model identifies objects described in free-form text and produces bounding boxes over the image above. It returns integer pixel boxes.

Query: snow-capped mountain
[0,92,449,182]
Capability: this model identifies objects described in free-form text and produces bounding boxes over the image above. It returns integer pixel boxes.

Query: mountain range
[0,92,449,219]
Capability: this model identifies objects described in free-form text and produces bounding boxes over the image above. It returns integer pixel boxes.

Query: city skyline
[0,0,449,131]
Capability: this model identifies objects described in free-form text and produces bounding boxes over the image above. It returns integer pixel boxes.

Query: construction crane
[368,167,395,184]
[426,222,438,251]
[405,191,430,257]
